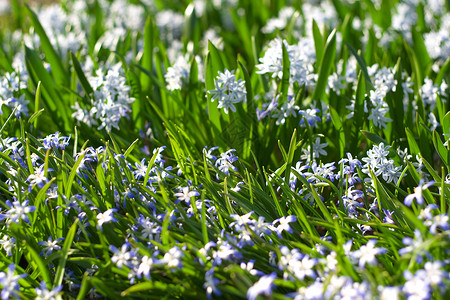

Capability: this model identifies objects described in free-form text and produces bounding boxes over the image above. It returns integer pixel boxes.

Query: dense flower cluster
[208,69,246,113]
[72,63,135,131]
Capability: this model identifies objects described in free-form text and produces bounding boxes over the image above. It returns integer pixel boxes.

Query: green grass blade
[312,20,324,64]
[205,50,223,133]
[54,218,79,287]
[25,4,68,86]
[70,51,94,96]
[281,41,291,101]
[25,46,71,132]
[140,17,154,93]
[64,151,86,199]
[346,42,374,89]
[329,105,345,157]
[312,29,336,102]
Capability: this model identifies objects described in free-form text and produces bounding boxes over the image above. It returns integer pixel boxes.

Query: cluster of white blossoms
[100,0,146,50]
[262,6,299,34]
[26,3,86,60]
[208,69,246,114]
[367,66,397,129]
[165,55,204,91]
[0,72,29,117]
[256,38,316,87]
[346,65,398,129]
[362,143,403,184]
[72,63,135,132]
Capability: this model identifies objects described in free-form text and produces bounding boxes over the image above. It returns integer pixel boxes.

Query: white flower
[351,240,387,268]
[137,256,153,279]
[203,269,221,299]
[35,281,63,300]
[378,286,401,300]
[174,186,200,205]
[328,72,346,95]
[110,243,138,269]
[272,97,299,125]
[404,179,434,206]
[299,108,321,127]
[162,246,184,269]
[300,137,328,163]
[0,264,27,299]
[38,236,64,257]
[291,255,317,280]
[165,56,190,90]
[0,235,15,256]
[0,200,36,225]
[403,270,432,300]
[97,209,118,227]
[272,215,296,237]
[262,6,297,34]
[247,273,277,300]
[428,112,439,131]
[208,69,246,114]
[368,103,392,129]
[256,38,315,87]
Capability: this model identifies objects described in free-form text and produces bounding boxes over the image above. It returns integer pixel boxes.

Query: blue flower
[404,179,434,206]
[35,281,63,300]
[272,215,296,237]
[97,208,118,228]
[204,269,221,299]
[215,149,238,176]
[41,132,70,150]
[0,199,36,225]
[299,108,321,127]
[27,164,52,192]
[247,272,277,300]
[0,264,27,300]
[38,236,65,257]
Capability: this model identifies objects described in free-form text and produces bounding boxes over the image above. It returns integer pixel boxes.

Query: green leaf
[25,4,68,86]
[361,130,388,146]
[140,17,155,93]
[128,67,143,130]
[263,168,285,216]
[238,60,256,160]
[70,51,94,96]
[31,178,55,226]
[346,42,374,89]
[64,150,86,199]
[329,105,345,156]
[312,20,324,63]
[9,224,52,287]
[435,58,450,86]
[404,40,423,89]
[313,29,336,102]
[205,42,225,133]
[411,26,430,76]
[284,129,297,186]
[281,40,291,101]
[76,273,91,300]
[352,71,366,142]
[54,219,79,287]
[32,81,42,128]
[370,170,397,216]
[25,46,71,132]
[405,127,420,157]
[442,111,450,136]
[432,130,448,166]
[420,155,441,182]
